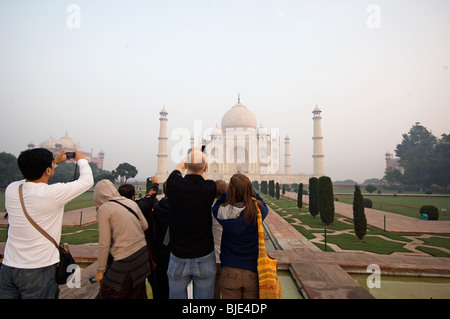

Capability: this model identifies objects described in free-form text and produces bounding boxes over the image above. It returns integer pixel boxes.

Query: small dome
[211,124,222,136]
[56,133,77,149]
[40,137,55,149]
[257,124,268,135]
[221,100,257,131]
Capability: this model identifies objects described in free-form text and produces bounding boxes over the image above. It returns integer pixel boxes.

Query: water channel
[351,274,450,299]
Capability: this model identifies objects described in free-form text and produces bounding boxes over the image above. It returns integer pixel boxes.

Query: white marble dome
[221,101,257,131]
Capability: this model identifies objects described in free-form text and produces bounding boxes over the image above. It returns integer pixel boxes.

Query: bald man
[165,149,217,299]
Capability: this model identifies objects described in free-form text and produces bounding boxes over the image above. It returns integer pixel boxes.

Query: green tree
[382,167,404,188]
[308,177,319,219]
[275,182,280,200]
[365,184,377,194]
[432,134,450,190]
[353,185,367,242]
[261,180,268,194]
[0,152,22,188]
[113,162,138,184]
[269,180,275,197]
[51,161,114,184]
[297,183,303,209]
[282,184,286,195]
[363,178,381,185]
[50,162,77,184]
[318,176,334,226]
[395,122,437,191]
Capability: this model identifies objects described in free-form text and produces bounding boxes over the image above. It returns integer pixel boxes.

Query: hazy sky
[1,0,449,183]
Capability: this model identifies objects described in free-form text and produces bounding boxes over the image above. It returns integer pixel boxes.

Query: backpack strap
[109,199,140,220]
[18,184,60,251]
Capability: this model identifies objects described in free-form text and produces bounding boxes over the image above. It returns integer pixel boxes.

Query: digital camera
[66,152,76,159]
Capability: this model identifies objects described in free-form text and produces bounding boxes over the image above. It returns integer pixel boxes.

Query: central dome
[221,100,257,131]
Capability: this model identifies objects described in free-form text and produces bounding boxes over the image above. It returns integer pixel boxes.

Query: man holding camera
[0,148,93,299]
[166,148,217,299]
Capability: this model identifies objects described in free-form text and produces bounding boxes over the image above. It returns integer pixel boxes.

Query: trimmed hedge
[420,205,439,220]
[363,198,373,208]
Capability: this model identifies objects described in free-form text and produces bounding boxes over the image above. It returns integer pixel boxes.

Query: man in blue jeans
[166,149,217,299]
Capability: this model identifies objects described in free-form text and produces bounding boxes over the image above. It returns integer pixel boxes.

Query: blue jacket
[211,192,268,273]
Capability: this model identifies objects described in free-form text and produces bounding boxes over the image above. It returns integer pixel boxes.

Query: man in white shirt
[0,148,93,299]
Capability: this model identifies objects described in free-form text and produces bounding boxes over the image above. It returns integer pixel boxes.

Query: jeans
[167,251,216,299]
[0,264,57,299]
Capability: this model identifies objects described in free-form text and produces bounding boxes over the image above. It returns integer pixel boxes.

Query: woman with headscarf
[93,179,150,299]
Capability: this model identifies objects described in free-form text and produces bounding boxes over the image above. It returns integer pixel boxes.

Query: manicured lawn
[61,224,99,244]
[260,193,450,257]
[335,194,450,221]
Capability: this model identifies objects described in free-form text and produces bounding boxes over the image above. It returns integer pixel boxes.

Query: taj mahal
[155,96,325,185]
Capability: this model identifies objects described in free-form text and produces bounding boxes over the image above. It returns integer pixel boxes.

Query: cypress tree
[297,183,303,209]
[269,180,275,197]
[318,176,335,226]
[353,185,367,242]
[308,177,319,219]
[261,181,267,194]
[282,184,286,195]
[276,182,280,200]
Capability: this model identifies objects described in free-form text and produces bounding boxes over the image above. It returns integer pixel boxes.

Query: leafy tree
[395,122,436,191]
[50,162,77,183]
[365,184,377,194]
[0,152,22,188]
[112,162,138,184]
[252,181,259,191]
[297,183,303,209]
[431,134,450,190]
[395,122,437,158]
[50,161,114,184]
[282,184,286,195]
[382,167,404,188]
[318,176,334,226]
[308,177,319,219]
[363,178,381,185]
[353,185,367,242]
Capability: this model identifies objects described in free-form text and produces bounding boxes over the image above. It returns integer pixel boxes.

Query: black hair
[17,148,53,180]
[118,183,136,199]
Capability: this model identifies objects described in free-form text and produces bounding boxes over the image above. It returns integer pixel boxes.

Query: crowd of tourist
[0,147,268,299]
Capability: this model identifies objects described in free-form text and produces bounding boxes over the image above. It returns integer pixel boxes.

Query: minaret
[312,105,325,176]
[157,107,168,179]
[284,135,291,174]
